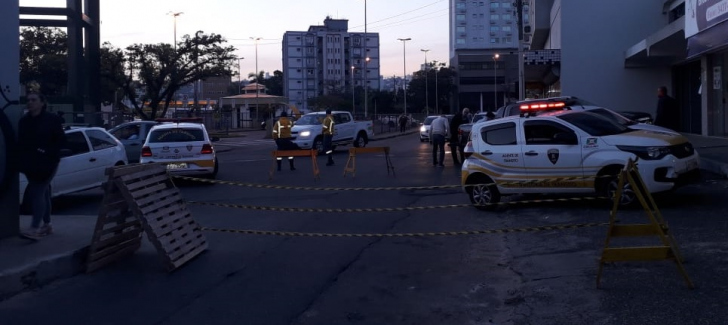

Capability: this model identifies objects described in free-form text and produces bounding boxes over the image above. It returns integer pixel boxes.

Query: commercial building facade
[282,17,380,113]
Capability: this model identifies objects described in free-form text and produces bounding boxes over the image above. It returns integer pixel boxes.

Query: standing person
[272,111,298,171]
[462,107,473,123]
[429,114,449,167]
[654,86,680,130]
[398,114,408,133]
[322,109,335,166]
[18,91,66,239]
[449,110,466,166]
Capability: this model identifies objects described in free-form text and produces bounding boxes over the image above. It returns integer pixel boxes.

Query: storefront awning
[687,18,728,59]
[625,16,687,67]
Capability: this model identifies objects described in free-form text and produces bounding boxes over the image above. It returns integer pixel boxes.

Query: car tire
[466,174,500,211]
[206,158,219,180]
[353,132,367,148]
[598,167,638,208]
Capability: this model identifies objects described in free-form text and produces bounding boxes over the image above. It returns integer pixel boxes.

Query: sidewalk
[683,133,728,178]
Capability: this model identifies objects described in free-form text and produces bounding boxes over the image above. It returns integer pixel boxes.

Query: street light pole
[398,38,411,117]
[421,49,429,116]
[351,65,356,115]
[167,11,184,51]
[364,0,369,118]
[250,37,262,119]
[493,53,499,112]
[237,57,244,95]
[433,60,439,115]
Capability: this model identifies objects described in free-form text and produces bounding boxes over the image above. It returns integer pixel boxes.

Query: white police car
[140,119,219,178]
[462,100,700,209]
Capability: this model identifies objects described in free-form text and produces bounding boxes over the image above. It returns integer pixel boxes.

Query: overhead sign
[686,0,728,38]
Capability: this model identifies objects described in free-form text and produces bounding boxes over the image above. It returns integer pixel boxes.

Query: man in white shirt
[429,114,449,167]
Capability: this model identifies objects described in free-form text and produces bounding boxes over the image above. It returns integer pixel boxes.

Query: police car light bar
[519,102,566,110]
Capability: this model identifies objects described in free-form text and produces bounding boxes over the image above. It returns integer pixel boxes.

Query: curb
[0,246,88,301]
[699,157,728,178]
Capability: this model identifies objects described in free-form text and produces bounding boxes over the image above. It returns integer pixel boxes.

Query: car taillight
[141,146,152,157]
[201,144,214,154]
[463,141,473,159]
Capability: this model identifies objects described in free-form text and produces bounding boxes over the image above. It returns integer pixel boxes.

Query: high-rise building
[283,17,381,112]
[449,0,523,113]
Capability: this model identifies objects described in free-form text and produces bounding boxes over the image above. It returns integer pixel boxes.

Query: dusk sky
[20,0,450,77]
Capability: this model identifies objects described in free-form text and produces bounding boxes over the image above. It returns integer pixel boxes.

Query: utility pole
[250,37,262,119]
[433,60,439,115]
[398,38,411,117]
[421,49,429,116]
[364,0,369,118]
[493,53,499,112]
[237,57,244,94]
[516,0,525,100]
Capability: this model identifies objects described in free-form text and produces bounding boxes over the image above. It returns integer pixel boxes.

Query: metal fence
[370,113,426,135]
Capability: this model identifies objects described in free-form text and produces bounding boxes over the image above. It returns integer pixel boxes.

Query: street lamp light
[398,38,411,117]
[237,57,245,95]
[166,11,184,51]
[493,53,499,113]
[250,37,262,119]
[421,49,429,116]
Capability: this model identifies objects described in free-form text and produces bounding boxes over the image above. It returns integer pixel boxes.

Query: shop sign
[686,0,728,38]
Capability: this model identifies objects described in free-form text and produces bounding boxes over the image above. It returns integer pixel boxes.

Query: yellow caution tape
[172,175,611,191]
[186,196,608,213]
[199,222,609,237]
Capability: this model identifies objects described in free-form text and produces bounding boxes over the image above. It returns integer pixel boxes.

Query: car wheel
[353,132,367,148]
[206,158,219,179]
[313,137,324,155]
[598,168,638,208]
[466,175,500,210]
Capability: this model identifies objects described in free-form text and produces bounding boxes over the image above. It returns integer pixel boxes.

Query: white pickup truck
[290,111,374,153]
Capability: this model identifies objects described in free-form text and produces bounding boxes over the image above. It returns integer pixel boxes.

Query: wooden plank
[609,224,663,237]
[168,242,208,270]
[86,241,142,273]
[107,163,165,178]
[127,182,167,200]
[601,246,674,262]
[87,236,142,262]
[120,167,168,183]
[272,149,318,157]
[154,220,201,248]
[99,221,143,237]
[351,146,389,154]
[123,174,171,192]
[141,204,189,224]
[99,212,138,226]
[134,188,180,207]
[167,234,207,262]
[137,192,183,215]
[91,228,143,251]
[145,212,193,235]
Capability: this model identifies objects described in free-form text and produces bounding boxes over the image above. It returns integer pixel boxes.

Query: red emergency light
[519,102,566,111]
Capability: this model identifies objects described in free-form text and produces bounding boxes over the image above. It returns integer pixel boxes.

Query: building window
[491,14,500,20]
[503,36,512,43]
[472,14,478,18]
[457,26,466,32]
[503,14,512,20]
[457,14,465,20]
[490,1,499,8]
[490,26,500,32]
[490,37,499,43]
[479,1,484,6]
[502,26,511,32]
[473,37,478,42]
[456,2,466,8]
[457,38,466,44]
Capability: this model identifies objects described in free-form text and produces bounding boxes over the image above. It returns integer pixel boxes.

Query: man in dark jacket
[18,91,66,239]
[654,86,680,131]
[449,111,466,166]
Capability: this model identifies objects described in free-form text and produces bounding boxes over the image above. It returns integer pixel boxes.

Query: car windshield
[148,128,205,143]
[557,111,630,136]
[296,114,324,125]
[586,108,637,126]
[472,114,486,123]
[423,116,437,125]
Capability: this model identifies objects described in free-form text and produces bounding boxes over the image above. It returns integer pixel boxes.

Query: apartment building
[449,0,523,113]
[282,17,381,112]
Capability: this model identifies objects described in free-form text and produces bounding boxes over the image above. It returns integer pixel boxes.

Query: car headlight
[299,130,311,137]
[420,126,426,132]
[617,145,671,160]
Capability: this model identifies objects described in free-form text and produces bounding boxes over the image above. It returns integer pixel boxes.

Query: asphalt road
[2,132,727,325]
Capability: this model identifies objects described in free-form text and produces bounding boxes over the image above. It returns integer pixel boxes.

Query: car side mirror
[59,149,73,157]
[554,132,577,145]
[211,137,221,142]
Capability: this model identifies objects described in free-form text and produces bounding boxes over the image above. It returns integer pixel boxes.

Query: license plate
[167,163,188,170]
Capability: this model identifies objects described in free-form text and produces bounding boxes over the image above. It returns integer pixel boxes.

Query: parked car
[140,122,220,178]
[108,121,158,163]
[19,127,128,206]
[495,96,656,126]
[290,111,374,154]
[419,115,454,142]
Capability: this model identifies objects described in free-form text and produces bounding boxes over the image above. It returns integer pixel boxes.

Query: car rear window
[557,111,629,136]
[424,117,437,125]
[148,128,205,143]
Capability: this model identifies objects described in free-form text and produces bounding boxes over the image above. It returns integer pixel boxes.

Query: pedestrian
[272,111,299,171]
[429,114,449,167]
[18,91,66,240]
[462,107,473,123]
[449,110,466,166]
[398,114,408,133]
[322,109,335,166]
[654,86,680,130]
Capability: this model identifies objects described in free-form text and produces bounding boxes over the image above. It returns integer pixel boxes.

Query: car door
[52,130,94,195]
[333,113,353,142]
[110,123,144,162]
[476,122,526,186]
[520,119,585,190]
[85,129,121,186]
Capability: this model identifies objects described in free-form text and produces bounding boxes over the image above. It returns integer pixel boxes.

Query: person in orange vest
[322,109,335,166]
[272,111,298,171]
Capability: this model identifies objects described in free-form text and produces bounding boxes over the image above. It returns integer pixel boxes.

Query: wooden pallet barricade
[596,158,693,289]
[343,147,395,178]
[86,163,208,273]
[269,149,320,180]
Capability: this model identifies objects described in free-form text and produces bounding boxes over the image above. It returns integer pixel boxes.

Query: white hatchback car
[19,127,128,205]
[140,121,219,178]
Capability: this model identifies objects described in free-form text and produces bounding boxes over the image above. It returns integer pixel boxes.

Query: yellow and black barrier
[186,196,608,213]
[172,175,612,191]
[269,149,319,181]
[343,146,395,178]
[199,222,609,238]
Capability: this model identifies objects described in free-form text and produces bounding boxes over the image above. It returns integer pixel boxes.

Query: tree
[120,31,237,120]
[99,42,127,108]
[407,62,457,114]
[19,27,68,97]
[262,70,284,96]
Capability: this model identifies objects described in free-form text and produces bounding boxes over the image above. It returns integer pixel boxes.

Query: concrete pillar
[0,0,21,239]
[701,56,710,136]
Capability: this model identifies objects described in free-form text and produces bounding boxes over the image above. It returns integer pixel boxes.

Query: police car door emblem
[547,149,559,165]
[186,145,193,151]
